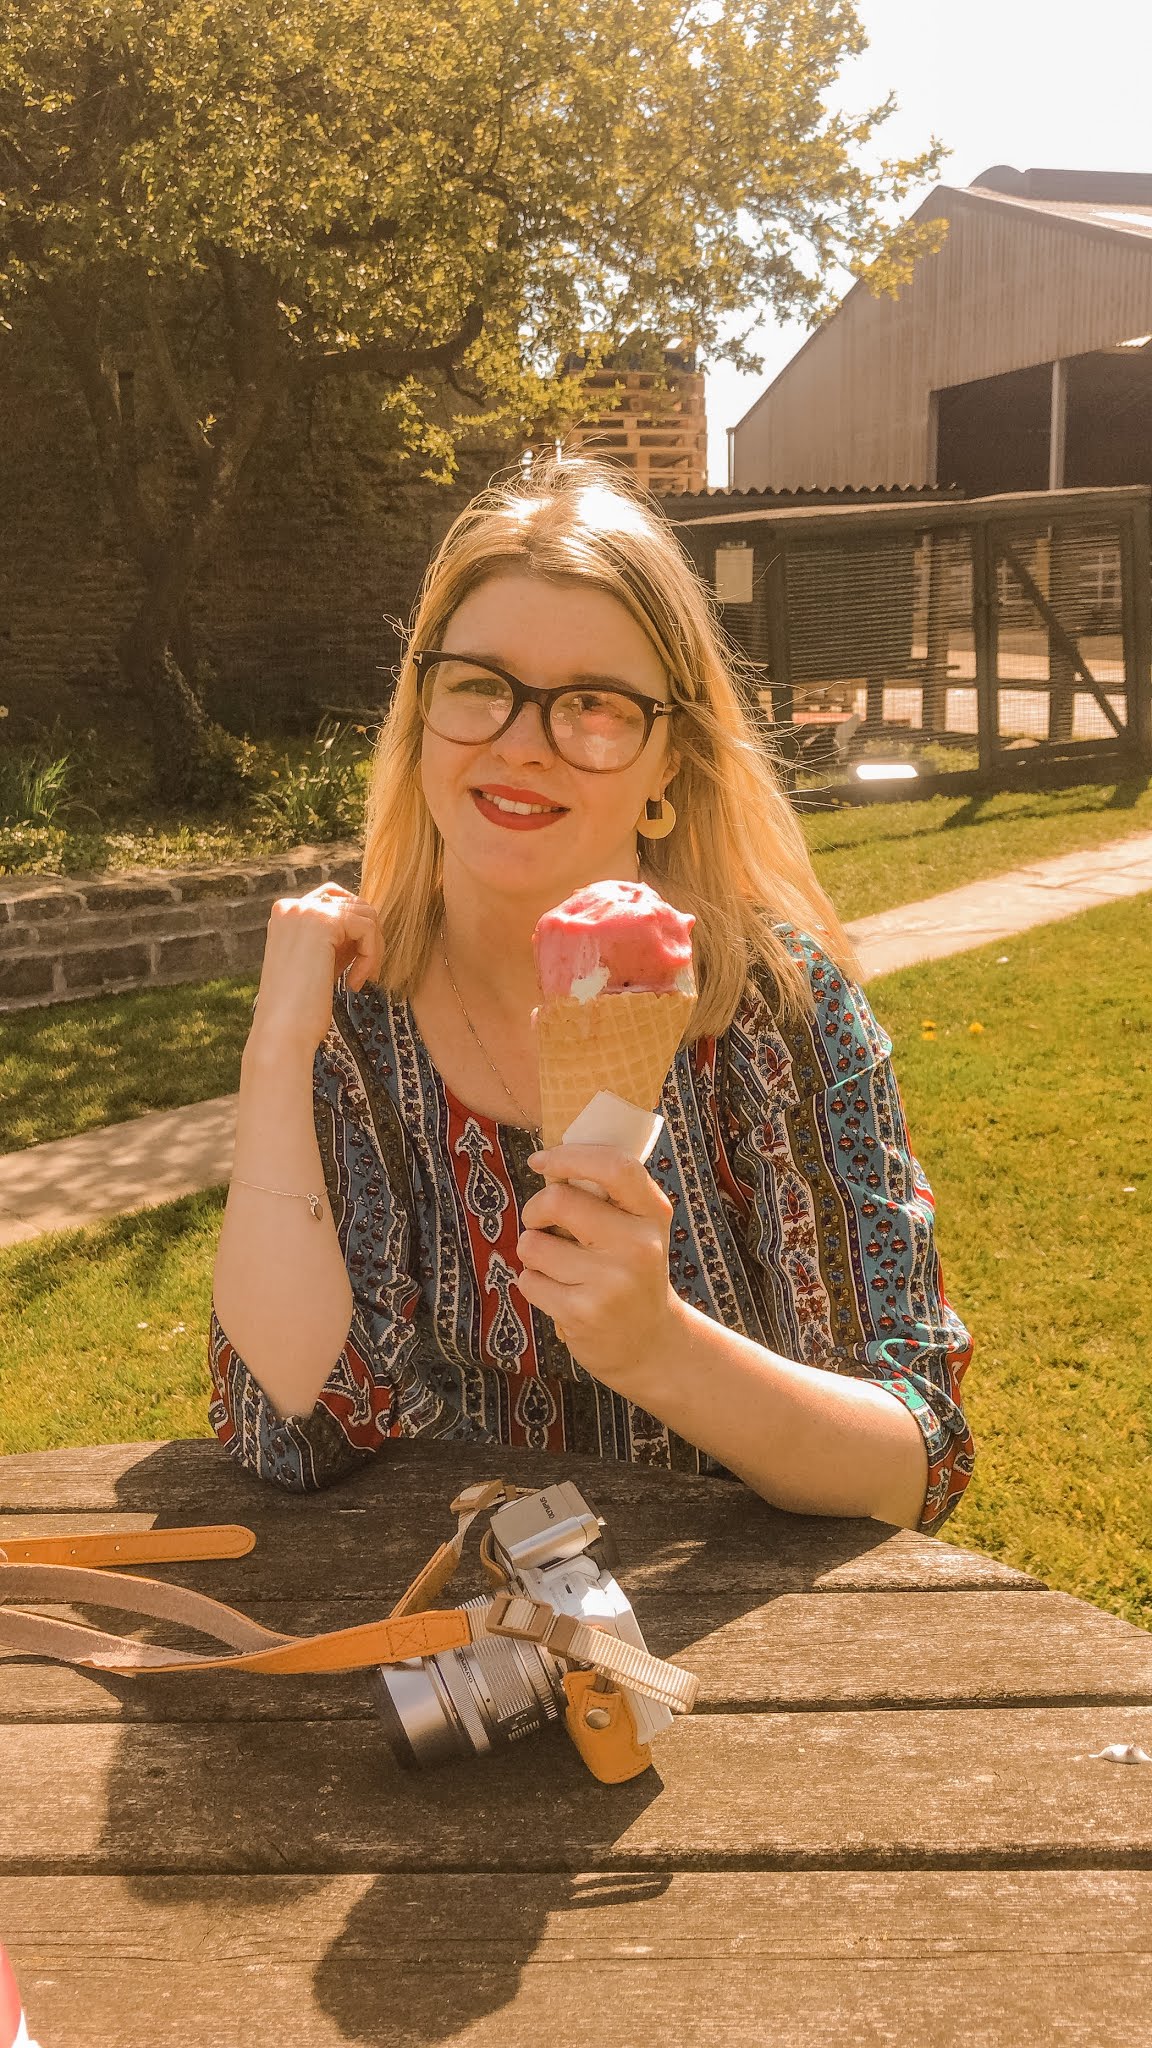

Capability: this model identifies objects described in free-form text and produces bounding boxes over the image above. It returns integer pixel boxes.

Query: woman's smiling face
[419,573,677,906]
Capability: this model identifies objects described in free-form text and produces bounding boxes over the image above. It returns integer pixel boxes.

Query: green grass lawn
[0,1190,223,1453]
[804,773,1152,919]
[0,976,257,1152]
[867,893,1151,1629]
[3,774,1151,1153]
[2,892,1149,1634]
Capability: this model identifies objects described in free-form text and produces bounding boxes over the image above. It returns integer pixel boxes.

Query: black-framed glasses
[412,650,675,773]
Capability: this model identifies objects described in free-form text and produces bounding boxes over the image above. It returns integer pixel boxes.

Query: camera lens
[372,1595,564,1770]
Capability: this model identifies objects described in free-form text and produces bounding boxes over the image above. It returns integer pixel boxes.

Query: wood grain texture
[2,1440,1146,2045]
[0,1438,1045,1593]
[5,1708,1152,1875]
[4,1591,1151,1723]
[6,1872,1152,2048]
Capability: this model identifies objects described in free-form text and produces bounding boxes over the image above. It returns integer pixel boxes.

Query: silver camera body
[372,1480,672,1768]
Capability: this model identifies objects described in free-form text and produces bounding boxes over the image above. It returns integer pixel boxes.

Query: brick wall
[0,304,516,737]
[0,845,362,1010]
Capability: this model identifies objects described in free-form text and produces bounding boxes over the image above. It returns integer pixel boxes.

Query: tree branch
[36,273,161,572]
[301,297,486,384]
[140,273,214,470]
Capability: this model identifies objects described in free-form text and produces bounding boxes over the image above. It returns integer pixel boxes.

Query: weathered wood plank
[0,1503,1039,1596]
[0,1434,1045,1595]
[3,1591,1150,1723]
[5,1708,1152,1874]
[6,1872,1152,2047]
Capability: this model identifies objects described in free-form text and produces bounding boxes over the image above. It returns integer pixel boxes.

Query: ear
[659,746,680,797]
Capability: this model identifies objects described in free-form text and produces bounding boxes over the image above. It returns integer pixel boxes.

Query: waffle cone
[535,990,694,1151]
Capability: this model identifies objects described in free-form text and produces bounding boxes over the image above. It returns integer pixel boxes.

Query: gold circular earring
[635,795,677,840]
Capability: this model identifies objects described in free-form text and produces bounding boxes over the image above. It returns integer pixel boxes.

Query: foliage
[0,818,287,878]
[0,0,946,386]
[0,721,374,875]
[0,715,81,826]
[253,718,370,842]
[0,746,72,826]
[0,0,948,792]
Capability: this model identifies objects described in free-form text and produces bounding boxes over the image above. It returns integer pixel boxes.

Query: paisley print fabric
[209,926,975,1532]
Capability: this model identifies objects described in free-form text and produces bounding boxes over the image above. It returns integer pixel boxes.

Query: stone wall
[0,303,515,738]
[0,844,361,1011]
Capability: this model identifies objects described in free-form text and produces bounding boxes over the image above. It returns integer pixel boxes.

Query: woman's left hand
[514,1145,682,1393]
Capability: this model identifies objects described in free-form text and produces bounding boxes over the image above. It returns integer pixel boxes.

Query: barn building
[730,167,1152,496]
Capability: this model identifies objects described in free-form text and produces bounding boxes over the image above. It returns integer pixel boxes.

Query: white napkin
[560,1090,664,1196]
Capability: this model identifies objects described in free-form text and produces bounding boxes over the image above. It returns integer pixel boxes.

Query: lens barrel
[372,1595,563,1770]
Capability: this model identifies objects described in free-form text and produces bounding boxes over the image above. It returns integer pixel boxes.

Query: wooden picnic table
[2,1437,1152,2046]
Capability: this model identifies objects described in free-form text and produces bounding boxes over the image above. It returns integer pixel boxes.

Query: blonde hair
[361,455,861,1037]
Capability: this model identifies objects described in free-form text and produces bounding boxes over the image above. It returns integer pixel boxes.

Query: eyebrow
[445,653,664,696]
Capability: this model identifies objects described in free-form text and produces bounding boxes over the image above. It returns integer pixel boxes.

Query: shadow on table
[92,1437,897,2045]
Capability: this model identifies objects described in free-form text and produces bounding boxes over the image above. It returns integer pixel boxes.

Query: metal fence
[675,485,1152,802]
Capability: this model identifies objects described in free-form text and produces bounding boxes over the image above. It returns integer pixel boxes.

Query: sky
[705,0,1152,483]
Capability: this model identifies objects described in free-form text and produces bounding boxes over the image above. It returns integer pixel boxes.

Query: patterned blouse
[209,925,975,1533]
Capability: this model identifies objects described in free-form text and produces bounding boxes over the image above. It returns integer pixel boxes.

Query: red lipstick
[471,785,569,832]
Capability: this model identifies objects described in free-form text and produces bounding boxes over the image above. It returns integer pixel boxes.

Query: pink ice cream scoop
[533,880,695,1001]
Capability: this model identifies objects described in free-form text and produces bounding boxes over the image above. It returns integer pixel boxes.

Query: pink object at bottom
[0,1947,39,2048]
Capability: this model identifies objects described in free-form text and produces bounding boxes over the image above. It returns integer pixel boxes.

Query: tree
[0,0,943,795]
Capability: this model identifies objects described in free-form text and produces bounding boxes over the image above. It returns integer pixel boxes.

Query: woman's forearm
[212,1024,354,1420]
[626,1297,930,1529]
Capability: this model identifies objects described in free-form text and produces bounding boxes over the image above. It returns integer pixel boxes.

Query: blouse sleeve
[208,1005,435,1492]
[730,935,975,1534]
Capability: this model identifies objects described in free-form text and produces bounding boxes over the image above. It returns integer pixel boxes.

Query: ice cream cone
[535,989,694,1150]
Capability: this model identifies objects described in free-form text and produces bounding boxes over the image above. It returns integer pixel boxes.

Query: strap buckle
[487,1590,582,1657]
[487,1591,699,1715]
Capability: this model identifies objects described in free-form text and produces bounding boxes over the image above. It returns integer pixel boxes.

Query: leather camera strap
[0,1480,696,1714]
[0,1481,536,1679]
[0,1524,255,1569]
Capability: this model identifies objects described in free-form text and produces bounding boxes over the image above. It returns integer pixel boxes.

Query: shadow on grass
[1102,775,1152,812]
[812,780,1151,857]
[938,793,994,831]
[0,1190,225,1317]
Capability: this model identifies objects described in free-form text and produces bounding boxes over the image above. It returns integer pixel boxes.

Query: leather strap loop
[0,1525,255,1569]
[0,1483,694,1710]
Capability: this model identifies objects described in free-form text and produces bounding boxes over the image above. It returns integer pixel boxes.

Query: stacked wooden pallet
[568,367,708,494]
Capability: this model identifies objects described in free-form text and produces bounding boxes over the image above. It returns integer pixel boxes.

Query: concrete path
[3,829,1152,1249]
[0,1095,239,1247]
[847,828,1152,977]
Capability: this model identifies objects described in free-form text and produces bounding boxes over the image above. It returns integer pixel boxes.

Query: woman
[210,456,974,1532]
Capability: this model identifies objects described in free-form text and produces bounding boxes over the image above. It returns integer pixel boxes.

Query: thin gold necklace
[440,936,541,1138]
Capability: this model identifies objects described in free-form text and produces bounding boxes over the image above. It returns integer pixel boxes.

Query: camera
[371,1480,673,1771]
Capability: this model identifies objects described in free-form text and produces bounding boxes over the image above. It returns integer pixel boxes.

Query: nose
[492,699,555,766]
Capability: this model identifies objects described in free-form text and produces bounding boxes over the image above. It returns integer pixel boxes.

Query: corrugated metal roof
[660,483,958,504]
[966,185,1152,243]
[674,483,1152,530]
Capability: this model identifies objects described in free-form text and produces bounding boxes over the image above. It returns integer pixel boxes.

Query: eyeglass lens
[419,658,650,770]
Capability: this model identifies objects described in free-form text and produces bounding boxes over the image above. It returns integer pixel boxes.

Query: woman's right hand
[250,882,385,1055]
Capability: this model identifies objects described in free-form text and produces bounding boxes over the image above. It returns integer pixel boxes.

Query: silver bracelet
[232,1177,324,1221]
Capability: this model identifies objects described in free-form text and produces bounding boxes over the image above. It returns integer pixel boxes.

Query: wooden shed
[731,168,1152,495]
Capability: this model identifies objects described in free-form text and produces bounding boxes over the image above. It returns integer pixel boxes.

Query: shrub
[182,726,271,811]
[0,717,77,826]
[254,719,369,842]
